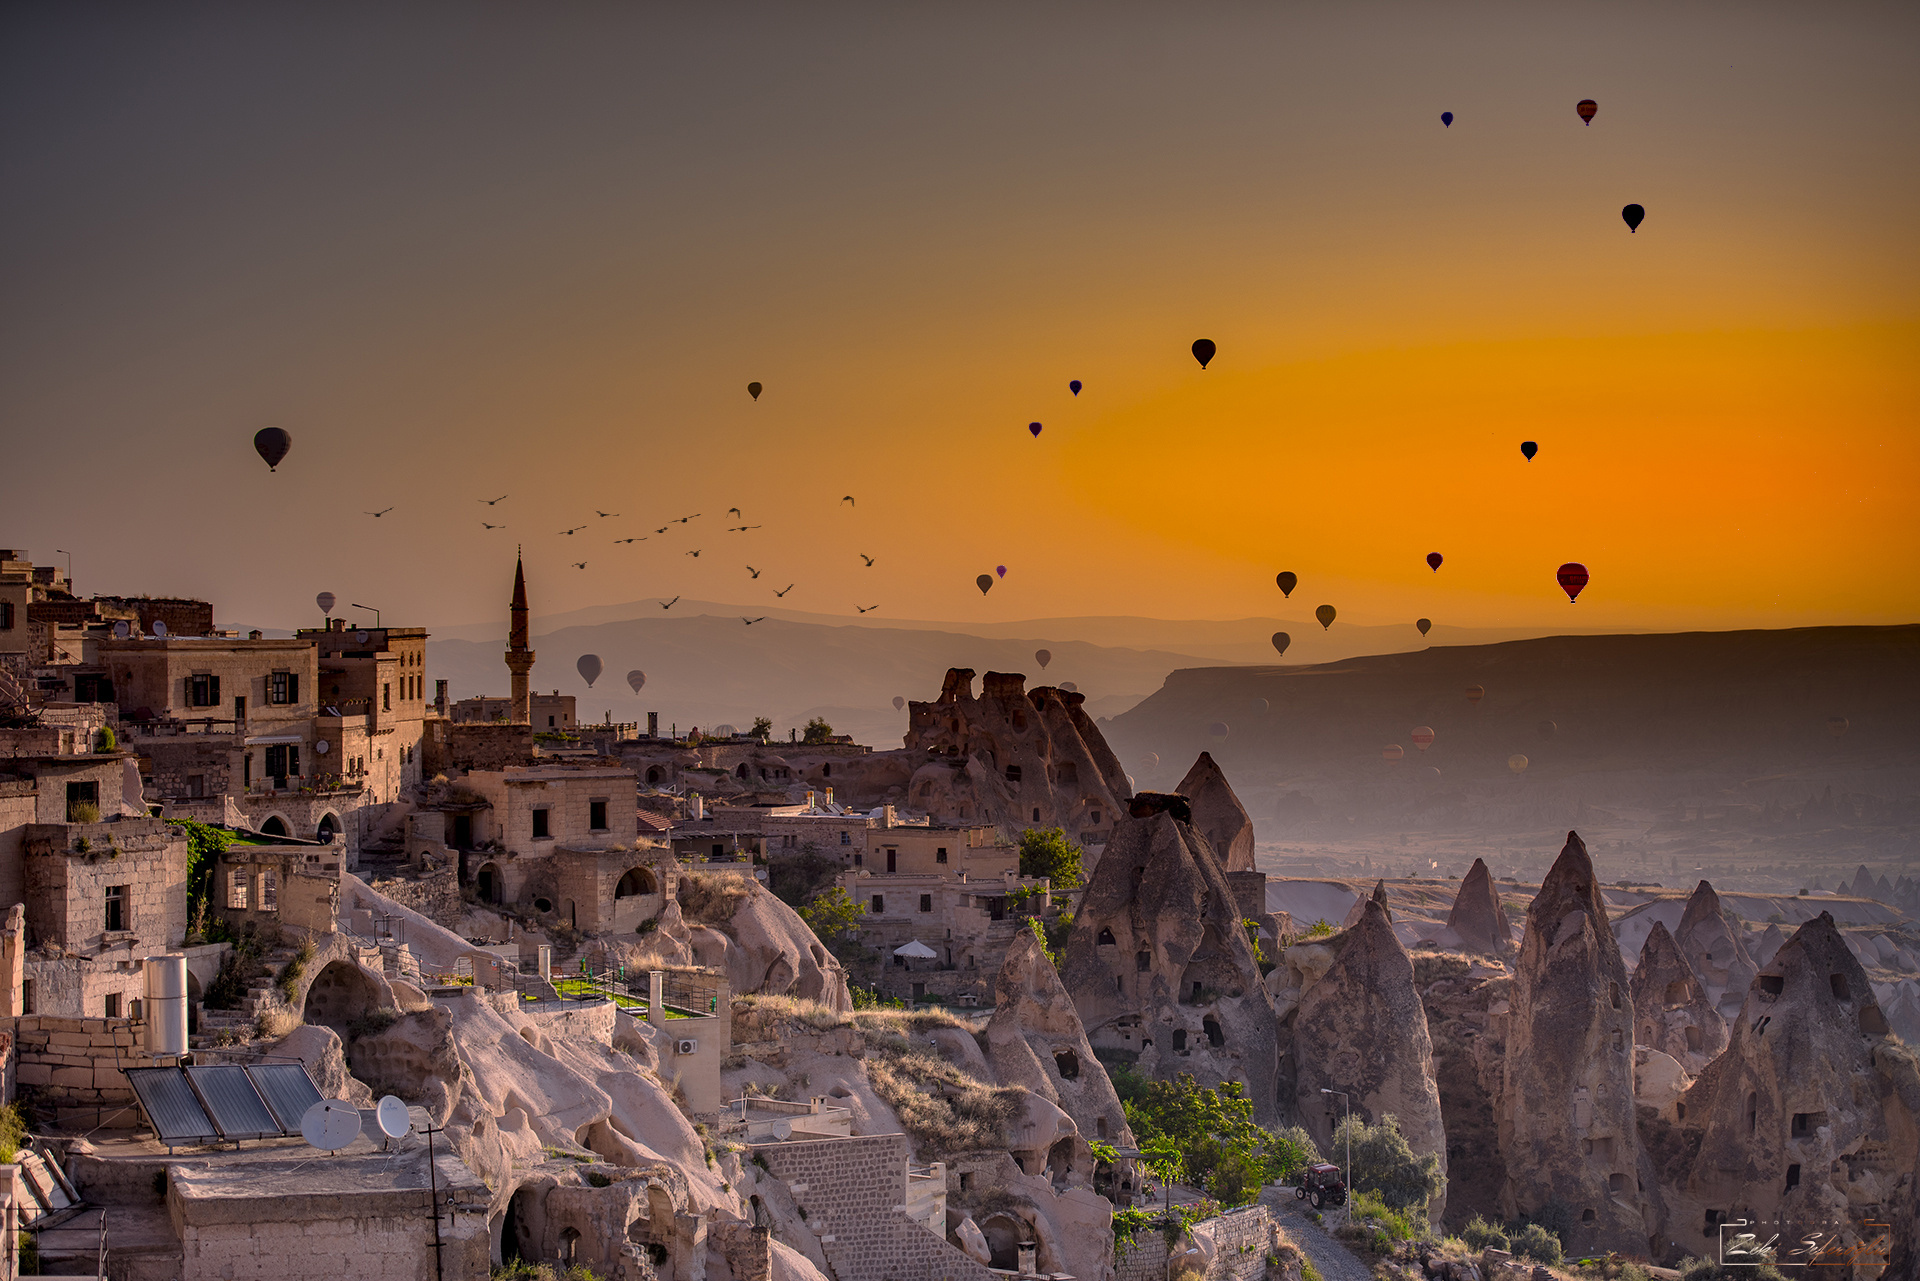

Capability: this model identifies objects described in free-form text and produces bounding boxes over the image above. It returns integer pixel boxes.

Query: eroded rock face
[1060,799,1281,1122]
[1674,880,1756,1019]
[1664,912,1920,1267]
[1448,859,1514,956]
[1416,953,1512,1233]
[987,928,1137,1163]
[1498,831,1653,1257]
[1176,751,1256,873]
[1286,897,1448,1225]
[1628,921,1727,1072]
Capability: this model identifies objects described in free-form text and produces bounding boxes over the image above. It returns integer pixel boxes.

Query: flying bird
[479,495,507,505]
[558,524,588,535]
[365,508,394,518]
[482,522,505,530]
[685,550,701,558]
[841,496,855,507]
[856,604,879,614]
[859,553,875,566]
[673,514,699,524]
[741,616,766,626]
[727,507,742,518]
[572,562,588,570]
[773,584,795,597]
[613,537,645,544]
[659,596,680,610]
[595,510,620,518]
[746,566,761,578]
[728,525,761,532]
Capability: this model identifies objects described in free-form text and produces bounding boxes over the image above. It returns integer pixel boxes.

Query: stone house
[21,815,188,1018]
[452,691,575,732]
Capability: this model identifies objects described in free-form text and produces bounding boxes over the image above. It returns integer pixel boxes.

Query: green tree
[1113,1070,1316,1207]
[1018,826,1084,890]
[750,717,773,739]
[167,819,235,943]
[1331,1113,1445,1212]
[801,717,835,745]
[799,886,865,951]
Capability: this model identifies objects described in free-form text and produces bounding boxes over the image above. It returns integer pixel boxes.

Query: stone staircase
[190,942,304,1048]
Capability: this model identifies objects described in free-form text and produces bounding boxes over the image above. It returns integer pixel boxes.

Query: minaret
[506,551,535,724]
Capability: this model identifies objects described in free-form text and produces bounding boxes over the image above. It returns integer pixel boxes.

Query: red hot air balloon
[1556,563,1589,603]
[1276,571,1297,597]
[1426,553,1443,572]
[1465,685,1485,706]
[1192,339,1216,369]
[1577,99,1597,125]
[1383,744,1404,762]
[1411,726,1436,751]
[1315,604,1336,630]
[253,427,291,471]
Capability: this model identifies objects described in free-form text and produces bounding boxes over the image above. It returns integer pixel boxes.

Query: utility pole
[1321,1087,1352,1227]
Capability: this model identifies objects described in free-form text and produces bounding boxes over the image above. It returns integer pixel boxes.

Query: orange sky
[1,3,1915,634]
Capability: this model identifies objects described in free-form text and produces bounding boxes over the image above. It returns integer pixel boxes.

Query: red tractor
[1295,1162,1348,1209]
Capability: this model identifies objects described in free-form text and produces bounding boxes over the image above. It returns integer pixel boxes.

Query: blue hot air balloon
[1441,111,1454,127]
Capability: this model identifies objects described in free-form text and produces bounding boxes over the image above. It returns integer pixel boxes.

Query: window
[1005,765,1022,783]
[1097,928,1116,945]
[66,780,99,822]
[590,801,608,831]
[383,683,391,711]
[1091,810,1101,825]
[105,884,127,933]
[886,849,897,873]
[532,809,550,839]
[233,695,245,720]
[189,673,221,707]
[871,895,885,914]
[1172,1029,1188,1052]
[1758,974,1784,995]
[1054,1050,1080,1079]
[1784,1164,1800,1191]
[0,601,10,629]
[265,744,299,781]
[1032,808,1041,822]
[853,852,862,866]
[840,831,851,845]
[1136,950,1151,972]
[262,870,278,912]
[20,980,32,1015]
[548,715,556,727]
[1829,974,1851,1000]
[105,993,121,1018]
[269,671,298,705]
[919,894,933,913]
[935,847,947,864]
[1609,982,1621,1010]
[1203,1016,1224,1047]
[187,774,205,799]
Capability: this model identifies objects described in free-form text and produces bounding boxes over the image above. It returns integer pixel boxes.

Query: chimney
[434,680,448,714]
[690,793,704,820]
[331,617,346,633]
[805,790,815,810]
[825,787,834,808]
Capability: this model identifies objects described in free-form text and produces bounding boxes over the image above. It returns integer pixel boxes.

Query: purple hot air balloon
[1069,380,1082,396]
[996,566,1006,578]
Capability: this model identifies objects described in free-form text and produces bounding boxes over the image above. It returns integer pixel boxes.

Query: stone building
[297,618,430,800]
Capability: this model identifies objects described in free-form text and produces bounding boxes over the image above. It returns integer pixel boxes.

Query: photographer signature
[1722,1221,1891,1268]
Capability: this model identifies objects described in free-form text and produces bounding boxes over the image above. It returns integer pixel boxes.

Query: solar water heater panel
[185,1065,279,1140]
[245,1062,324,1133]
[125,1067,219,1145]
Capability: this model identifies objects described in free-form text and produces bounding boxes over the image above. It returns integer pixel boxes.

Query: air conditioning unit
[677,1039,699,1056]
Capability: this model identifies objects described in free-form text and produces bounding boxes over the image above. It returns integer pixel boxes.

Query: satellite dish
[355,631,369,643]
[376,1095,411,1140]
[301,1099,361,1152]
[112,621,129,639]
[151,620,167,637]
[315,740,330,755]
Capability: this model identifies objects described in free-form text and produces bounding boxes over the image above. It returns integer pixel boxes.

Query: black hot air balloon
[1271,632,1290,656]
[1029,423,1042,438]
[1577,99,1597,125]
[1441,111,1454,127]
[1426,553,1443,572]
[1315,604,1336,630]
[576,654,603,687]
[253,427,291,472]
[1069,380,1082,396]
[1622,203,1645,233]
[1276,571,1297,597]
[1416,618,1431,636]
[1521,441,1538,461]
[747,382,763,401]
[1192,339,1216,369]
[976,574,994,595]
[1556,562,1589,602]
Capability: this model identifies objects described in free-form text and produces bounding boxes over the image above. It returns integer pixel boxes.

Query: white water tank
[144,954,188,1057]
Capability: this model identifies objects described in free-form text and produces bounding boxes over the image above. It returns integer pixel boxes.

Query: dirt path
[1263,1187,1379,1281]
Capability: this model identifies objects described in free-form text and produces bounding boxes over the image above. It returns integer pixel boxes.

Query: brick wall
[24,818,187,955]
[10,1014,164,1109]
[367,863,462,929]
[750,1132,997,1281]
[445,724,533,771]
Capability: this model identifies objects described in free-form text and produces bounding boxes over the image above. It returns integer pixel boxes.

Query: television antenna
[300,1099,360,1155]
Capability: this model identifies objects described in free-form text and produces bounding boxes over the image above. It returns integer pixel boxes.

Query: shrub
[1347,1189,1418,1242]
[69,801,101,824]
[0,1103,26,1163]
[1018,826,1085,890]
[679,870,756,925]
[799,886,866,951]
[96,726,117,752]
[1462,1215,1510,1252]
[275,940,315,1003]
[866,1048,1025,1159]
[256,1008,300,1039]
[1304,918,1335,938]
[1510,1223,1563,1265]
[1332,1113,1445,1212]
[1113,1070,1310,1206]
[801,717,835,745]
[1678,1257,1785,1281]
[1301,1260,1324,1281]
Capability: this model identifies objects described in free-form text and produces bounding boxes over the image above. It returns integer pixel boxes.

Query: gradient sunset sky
[3,3,1915,636]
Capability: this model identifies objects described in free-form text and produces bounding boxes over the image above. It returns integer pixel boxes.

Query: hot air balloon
[576,654,603,687]
[1828,717,1849,739]
[1465,685,1485,707]
[253,427,291,471]
[1271,632,1290,656]
[1622,203,1645,232]
[1537,719,1557,739]
[977,574,994,594]
[747,382,763,401]
[1422,765,1441,782]
[1192,339,1215,369]
[1142,753,1159,771]
[1029,423,1042,438]
[1069,380,1082,396]
[1556,563,1589,603]
[1427,552,1443,572]
[893,696,906,711]
[1441,111,1454,127]
[1035,649,1052,669]
[1249,697,1269,715]
[1411,726,1436,751]
[1208,721,1229,738]
[1315,604,1336,630]
[1383,745,1404,762]
[1276,571,1297,597]
[1416,618,1432,636]
[1521,441,1538,461]
[996,566,1007,578]
[1058,681,1077,693]
[626,670,646,694]
[1577,99,1597,124]
[316,592,336,616]
[1508,754,1529,774]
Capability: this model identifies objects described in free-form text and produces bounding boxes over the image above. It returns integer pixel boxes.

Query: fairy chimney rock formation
[1669,912,1918,1261]
[1750,923,1786,971]
[1060,796,1282,1122]
[1674,880,1756,1017]
[1850,864,1876,899]
[1628,921,1727,1072]
[1448,858,1514,956]
[1341,880,1392,930]
[1175,751,1257,873]
[987,928,1137,1170]
[1286,895,1448,1224]
[1498,831,1652,1257]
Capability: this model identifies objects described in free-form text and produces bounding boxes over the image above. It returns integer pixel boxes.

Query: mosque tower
[506,551,535,724]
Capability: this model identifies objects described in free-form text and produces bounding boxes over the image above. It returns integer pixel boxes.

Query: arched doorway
[261,816,288,838]
[301,961,382,1034]
[500,1185,538,1264]
[476,863,502,905]
[316,813,338,843]
[615,868,657,899]
[980,1214,1024,1271]
[646,766,662,785]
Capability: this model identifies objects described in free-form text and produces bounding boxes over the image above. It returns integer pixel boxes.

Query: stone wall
[10,1013,163,1112]
[1116,1206,1282,1281]
[444,723,534,771]
[0,779,36,909]
[749,1132,996,1281]
[367,863,463,930]
[709,1221,773,1281]
[139,735,238,807]
[23,818,187,955]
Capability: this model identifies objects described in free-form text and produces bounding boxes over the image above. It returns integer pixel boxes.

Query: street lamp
[54,549,73,585]
[350,603,381,628]
[1320,1088,1351,1226]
